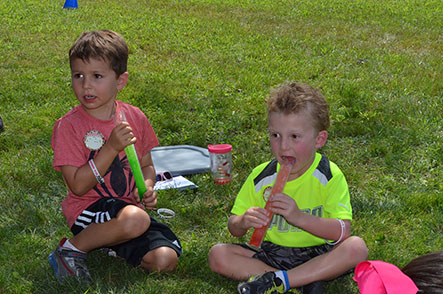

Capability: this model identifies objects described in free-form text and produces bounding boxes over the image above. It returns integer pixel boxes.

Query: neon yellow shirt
[231,153,352,247]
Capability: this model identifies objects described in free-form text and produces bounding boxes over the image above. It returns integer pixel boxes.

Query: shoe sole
[48,251,61,281]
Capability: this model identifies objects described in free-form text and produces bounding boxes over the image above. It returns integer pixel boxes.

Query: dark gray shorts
[71,198,182,267]
[239,241,333,270]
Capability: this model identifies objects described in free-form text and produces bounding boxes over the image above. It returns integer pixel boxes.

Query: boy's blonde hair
[69,30,128,76]
[267,82,331,132]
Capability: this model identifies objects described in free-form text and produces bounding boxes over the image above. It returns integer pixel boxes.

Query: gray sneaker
[48,238,91,283]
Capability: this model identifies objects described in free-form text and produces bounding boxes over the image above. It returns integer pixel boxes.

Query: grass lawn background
[0,0,441,293]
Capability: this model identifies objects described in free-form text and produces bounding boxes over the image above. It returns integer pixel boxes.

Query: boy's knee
[208,244,228,273]
[142,247,178,273]
[118,206,150,238]
[345,236,369,262]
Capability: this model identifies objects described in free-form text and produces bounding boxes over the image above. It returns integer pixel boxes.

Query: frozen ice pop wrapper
[249,158,294,248]
[120,110,147,201]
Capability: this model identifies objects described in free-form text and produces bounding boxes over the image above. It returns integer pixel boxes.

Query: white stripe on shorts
[77,215,92,223]
[73,220,88,229]
[94,211,111,223]
[82,210,95,217]
[74,206,113,230]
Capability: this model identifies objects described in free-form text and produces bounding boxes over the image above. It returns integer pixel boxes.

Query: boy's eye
[292,134,298,139]
[95,74,103,79]
[270,132,280,138]
[73,73,83,79]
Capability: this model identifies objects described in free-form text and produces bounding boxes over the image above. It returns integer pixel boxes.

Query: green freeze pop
[120,110,147,201]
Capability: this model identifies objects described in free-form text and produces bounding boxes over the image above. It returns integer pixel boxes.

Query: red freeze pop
[249,158,295,248]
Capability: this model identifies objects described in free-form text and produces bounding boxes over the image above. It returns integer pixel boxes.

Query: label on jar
[210,153,231,184]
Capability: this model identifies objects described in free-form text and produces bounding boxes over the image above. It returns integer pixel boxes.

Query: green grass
[0,0,441,293]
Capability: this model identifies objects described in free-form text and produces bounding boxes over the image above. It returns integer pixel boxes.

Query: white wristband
[324,219,345,246]
[88,159,105,184]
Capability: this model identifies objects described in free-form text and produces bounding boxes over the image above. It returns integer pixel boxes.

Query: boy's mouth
[84,95,96,100]
[281,156,295,163]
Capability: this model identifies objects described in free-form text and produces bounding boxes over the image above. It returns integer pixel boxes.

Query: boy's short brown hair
[267,82,331,132]
[69,30,128,76]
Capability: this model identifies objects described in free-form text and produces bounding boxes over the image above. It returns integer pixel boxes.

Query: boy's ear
[315,130,328,148]
[117,72,129,91]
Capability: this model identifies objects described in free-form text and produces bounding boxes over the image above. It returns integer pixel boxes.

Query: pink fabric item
[354,260,418,294]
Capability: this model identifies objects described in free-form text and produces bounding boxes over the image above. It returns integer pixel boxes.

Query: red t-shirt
[52,101,159,228]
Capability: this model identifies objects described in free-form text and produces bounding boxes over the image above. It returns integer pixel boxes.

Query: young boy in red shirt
[50,30,182,283]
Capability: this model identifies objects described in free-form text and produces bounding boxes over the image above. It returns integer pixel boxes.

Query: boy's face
[268,111,327,181]
[71,57,128,120]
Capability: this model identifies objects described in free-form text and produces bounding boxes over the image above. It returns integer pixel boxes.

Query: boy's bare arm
[293,213,351,242]
[138,152,157,210]
[61,143,120,195]
[140,152,156,188]
[270,193,351,241]
[61,122,134,196]
[228,214,248,237]
[228,206,270,237]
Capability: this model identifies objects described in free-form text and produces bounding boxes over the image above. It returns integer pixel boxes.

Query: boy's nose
[82,78,92,89]
[280,137,290,151]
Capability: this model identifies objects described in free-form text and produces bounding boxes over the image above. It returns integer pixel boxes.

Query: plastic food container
[208,144,232,184]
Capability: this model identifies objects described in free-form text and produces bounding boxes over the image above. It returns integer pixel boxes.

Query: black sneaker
[48,238,92,283]
[299,281,324,294]
[238,272,285,294]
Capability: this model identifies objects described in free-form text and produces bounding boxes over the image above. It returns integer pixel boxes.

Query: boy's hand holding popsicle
[249,157,295,248]
[106,121,136,153]
[137,186,157,210]
[118,110,157,210]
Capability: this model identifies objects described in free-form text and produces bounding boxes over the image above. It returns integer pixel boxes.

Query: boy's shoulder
[311,154,346,187]
[117,100,145,117]
[55,104,84,126]
[251,159,278,185]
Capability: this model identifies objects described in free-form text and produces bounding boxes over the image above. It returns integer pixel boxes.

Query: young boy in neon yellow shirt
[209,82,368,294]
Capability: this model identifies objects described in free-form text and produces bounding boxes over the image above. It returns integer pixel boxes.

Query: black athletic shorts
[239,241,333,270]
[70,198,182,267]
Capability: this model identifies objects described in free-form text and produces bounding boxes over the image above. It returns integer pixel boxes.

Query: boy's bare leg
[69,205,150,252]
[209,243,278,280]
[141,246,178,273]
[286,236,368,287]
[210,236,368,286]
